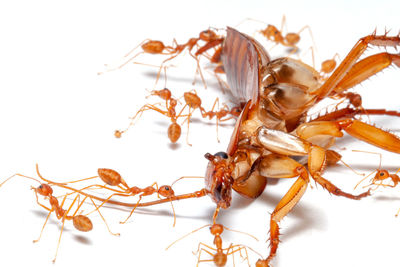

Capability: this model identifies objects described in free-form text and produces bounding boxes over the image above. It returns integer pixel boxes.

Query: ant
[95,168,177,225]
[245,16,313,53]
[353,151,400,216]
[100,29,224,88]
[34,167,178,226]
[167,223,258,267]
[195,224,252,267]
[182,90,241,144]
[0,169,118,262]
[115,88,241,145]
[354,151,400,190]
[114,88,186,143]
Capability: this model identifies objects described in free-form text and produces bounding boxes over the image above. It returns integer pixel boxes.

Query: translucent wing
[222,27,270,106]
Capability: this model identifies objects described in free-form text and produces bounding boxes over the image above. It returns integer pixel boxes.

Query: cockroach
[91,27,400,266]
[4,26,400,267]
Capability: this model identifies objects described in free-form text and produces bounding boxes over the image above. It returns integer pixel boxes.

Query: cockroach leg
[253,131,370,266]
[313,33,400,99]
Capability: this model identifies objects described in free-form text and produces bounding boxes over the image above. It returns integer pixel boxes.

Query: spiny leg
[313,32,400,99]
[310,107,400,123]
[296,118,400,154]
[333,52,400,94]
[253,157,309,267]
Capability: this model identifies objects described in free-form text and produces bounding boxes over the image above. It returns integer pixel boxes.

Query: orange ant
[251,16,314,53]
[100,29,224,88]
[0,169,118,263]
[182,90,241,144]
[32,167,178,226]
[95,168,177,225]
[354,151,400,190]
[195,224,252,267]
[166,223,259,267]
[115,88,186,143]
[353,151,400,216]
[116,88,241,145]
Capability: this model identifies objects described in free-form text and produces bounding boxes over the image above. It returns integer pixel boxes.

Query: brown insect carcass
[201,27,400,266]
[12,27,400,266]
[73,27,400,266]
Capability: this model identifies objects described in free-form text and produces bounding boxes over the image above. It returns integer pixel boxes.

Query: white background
[1,0,400,267]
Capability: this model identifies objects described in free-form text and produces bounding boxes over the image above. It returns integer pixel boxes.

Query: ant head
[260,25,278,37]
[35,183,53,197]
[158,185,175,198]
[152,88,171,101]
[199,29,218,42]
[210,224,224,236]
[373,170,390,182]
[204,152,233,209]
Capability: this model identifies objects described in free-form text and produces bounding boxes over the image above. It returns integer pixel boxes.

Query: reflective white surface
[0,1,400,267]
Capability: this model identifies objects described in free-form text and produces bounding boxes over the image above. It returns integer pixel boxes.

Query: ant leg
[52,218,66,263]
[188,50,207,89]
[32,188,53,212]
[88,198,120,236]
[52,175,99,185]
[196,243,216,266]
[85,191,134,214]
[120,195,143,224]
[99,51,144,74]
[116,104,171,138]
[52,194,80,263]
[33,209,53,243]
[153,54,180,89]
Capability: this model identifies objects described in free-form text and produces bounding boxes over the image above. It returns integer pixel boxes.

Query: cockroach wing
[222,27,270,107]
[227,100,251,156]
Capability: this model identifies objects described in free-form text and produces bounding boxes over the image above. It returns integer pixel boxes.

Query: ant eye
[380,172,384,176]
[39,185,43,189]
[214,152,228,159]
[165,186,170,190]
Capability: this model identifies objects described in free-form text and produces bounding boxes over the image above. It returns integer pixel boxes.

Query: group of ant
[107,16,343,147]
[2,17,400,266]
